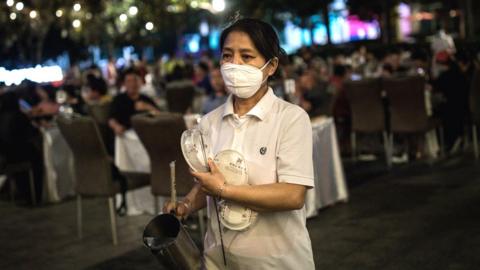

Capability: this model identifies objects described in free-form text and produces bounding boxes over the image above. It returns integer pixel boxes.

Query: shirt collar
[222,87,276,121]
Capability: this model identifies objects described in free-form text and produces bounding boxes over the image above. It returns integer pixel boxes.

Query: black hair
[0,91,20,113]
[62,84,79,98]
[220,18,286,64]
[382,63,394,74]
[87,75,108,96]
[198,61,210,73]
[333,65,347,77]
[121,67,141,82]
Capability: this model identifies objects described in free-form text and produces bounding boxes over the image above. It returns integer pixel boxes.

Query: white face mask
[220,60,271,99]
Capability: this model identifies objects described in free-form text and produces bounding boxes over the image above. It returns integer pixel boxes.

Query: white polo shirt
[198,88,315,270]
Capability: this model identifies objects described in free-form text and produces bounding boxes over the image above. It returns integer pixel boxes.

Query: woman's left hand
[191,159,226,197]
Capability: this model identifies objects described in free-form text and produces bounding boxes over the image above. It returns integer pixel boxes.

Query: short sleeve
[276,108,314,188]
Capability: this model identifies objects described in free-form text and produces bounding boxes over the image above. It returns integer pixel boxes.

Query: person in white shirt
[165,18,315,270]
[431,25,456,78]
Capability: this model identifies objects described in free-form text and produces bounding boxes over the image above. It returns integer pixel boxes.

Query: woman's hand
[191,159,226,197]
[163,199,191,220]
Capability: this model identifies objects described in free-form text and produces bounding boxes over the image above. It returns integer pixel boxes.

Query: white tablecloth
[114,130,156,215]
[42,126,75,202]
[305,117,349,218]
[115,118,349,217]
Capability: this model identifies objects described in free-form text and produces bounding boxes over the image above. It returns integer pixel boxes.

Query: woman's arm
[183,183,208,213]
[191,160,307,212]
[164,182,207,219]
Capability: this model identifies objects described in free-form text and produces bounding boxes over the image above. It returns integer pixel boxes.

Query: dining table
[115,116,349,217]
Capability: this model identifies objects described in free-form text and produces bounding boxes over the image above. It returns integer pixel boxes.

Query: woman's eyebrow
[239,48,255,54]
[222,47,255,54]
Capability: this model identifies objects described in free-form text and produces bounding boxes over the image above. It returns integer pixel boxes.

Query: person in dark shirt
[108,68,160,215]
[0,91,43,205]
[195,61,214,96]
[433,54,469,152]
[108,68,160,135]
[202,66,228,114]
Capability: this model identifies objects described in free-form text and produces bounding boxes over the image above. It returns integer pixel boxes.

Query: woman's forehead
[222,31,258,53]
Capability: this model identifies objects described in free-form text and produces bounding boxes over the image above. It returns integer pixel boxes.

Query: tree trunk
[322,2,331,45]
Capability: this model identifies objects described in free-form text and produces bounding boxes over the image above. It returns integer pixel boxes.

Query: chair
[131,114,204,234]
[470,68,480,159]
[344,78,391,166]
[131,113,194,211]
[86,103,111,124]
[166,84,195,114]
[85,103,114,154]
[383,76,444,160]
[57,115,149,245]
[0,159,36,205]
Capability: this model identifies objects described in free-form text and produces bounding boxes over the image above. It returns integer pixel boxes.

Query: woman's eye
[242,55,253,60]
[222,54,231,60]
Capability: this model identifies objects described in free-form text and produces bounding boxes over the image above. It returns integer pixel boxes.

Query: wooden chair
[0,160,36,205]
[344,78,391,166]
[166,85,195,114]
[383,76,444,161]
[57,115,149,245]
[132,114,204,234]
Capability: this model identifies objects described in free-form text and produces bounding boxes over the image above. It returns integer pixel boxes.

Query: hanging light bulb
[29,10,38,19]
[72,19,81,28]
[145,22,154,31]
[56,9,63,17]
[129,6,138,16]
[73,3,81,12]
[119,13,127,22]
[212,0,225,12]
[15,1,24,11]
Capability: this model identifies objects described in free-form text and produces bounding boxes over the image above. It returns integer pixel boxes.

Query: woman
[165,18,315,269]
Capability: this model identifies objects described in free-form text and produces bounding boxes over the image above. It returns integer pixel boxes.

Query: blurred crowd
[1,31,480,205]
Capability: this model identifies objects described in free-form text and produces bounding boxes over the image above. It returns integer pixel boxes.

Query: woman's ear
[268,57,279,76]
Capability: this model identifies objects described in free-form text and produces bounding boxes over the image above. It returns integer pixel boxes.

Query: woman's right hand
[163,199,191,220]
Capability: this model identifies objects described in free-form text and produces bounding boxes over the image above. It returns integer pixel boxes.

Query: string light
[10,12,16,20]
[6,0,14,7]
[145,22,154,31]
[56,9,63,17]
[29,10,37,19]
[129,6,138,16]
[119,13,127,22]
[15,1,24,11]
[212,0,225,12]
[73,3,81,12]
[72,19,81,28]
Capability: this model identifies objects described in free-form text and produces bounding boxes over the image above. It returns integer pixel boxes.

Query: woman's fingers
[163,200,189,219]
[208,159,219,174]
[162,200,174,214]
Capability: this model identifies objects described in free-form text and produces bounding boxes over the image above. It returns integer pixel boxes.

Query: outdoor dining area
[2,0,480,269]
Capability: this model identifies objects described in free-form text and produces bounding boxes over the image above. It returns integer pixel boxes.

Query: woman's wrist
[180,198,192,212]
[217,182,227,199]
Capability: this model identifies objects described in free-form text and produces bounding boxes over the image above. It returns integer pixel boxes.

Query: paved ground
[1,156,479,270]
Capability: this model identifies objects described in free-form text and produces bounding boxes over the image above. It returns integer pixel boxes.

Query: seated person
[0,91,43,205]
[84,75,112,105]
[108,68,160,136]
[62,84,87,115]
[195,61,214,96]
[202,66,228,114]
[108,68,160,215]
